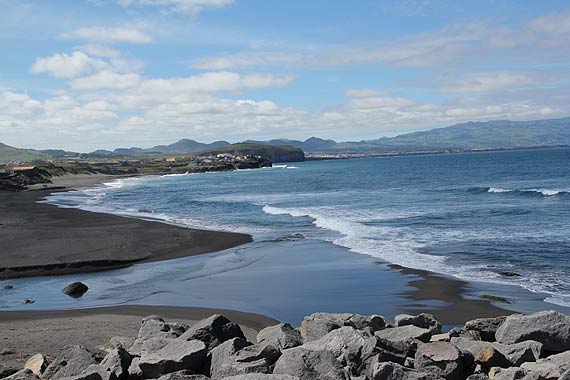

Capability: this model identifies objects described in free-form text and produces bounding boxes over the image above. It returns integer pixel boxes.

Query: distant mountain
[86,139,232,157]
[200,143,305,163]
[0,143,47,163]
[252,117,570,153]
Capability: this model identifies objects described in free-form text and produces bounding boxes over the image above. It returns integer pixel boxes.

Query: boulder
[256,324,302,350]
[138,339,207,379]
[303,326,377,369]
[448,328,481,341]
[42,345,100,380]
[130,316,188,355]
[3,284,13,289]
[212,343,280,379]
[366,336,420,371]
[179,314,245,351]
[465,317,507,342]
[430,334,450,343]
[395,314,442,334]
[488,367,541,380]
[273,346,349,380]
[451,337,542,367]
[62,282,89,298]
[97,347,132,380]
[3,369,40,380]
[520,350,570,380]
[24,354,49,376]
[98,337,135,353]
[466,374,489,380]
[157,371,211,380]
[221,375,300,380]
[371,362,444,380]
[207,338,252,378]
[376,326,432,343]
[495,310,570,352]
[560,369,570,380]
[414,342,471,380]
[55,370,102,380]
[300,313,390,342]
[0,364,18,379]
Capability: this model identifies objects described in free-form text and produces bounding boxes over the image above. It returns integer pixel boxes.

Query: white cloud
[440,71,540,93]
[63,26,152,44]
[345,89,383,98]
[30,51,106,78]
[117,0,233,13]
[70,71,142,90]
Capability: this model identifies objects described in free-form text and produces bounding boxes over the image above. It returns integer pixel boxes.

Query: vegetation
[479,294,511,304]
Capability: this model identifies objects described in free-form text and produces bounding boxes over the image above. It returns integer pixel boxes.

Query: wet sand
[0,188,252,280]
[0,305,277,370]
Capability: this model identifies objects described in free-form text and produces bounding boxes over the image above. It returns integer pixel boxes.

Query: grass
[480,294,512,304]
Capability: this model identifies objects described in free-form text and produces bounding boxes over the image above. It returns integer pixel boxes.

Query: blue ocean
[41,147,570,309]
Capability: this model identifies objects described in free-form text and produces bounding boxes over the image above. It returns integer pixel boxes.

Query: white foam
[488,187,511,193]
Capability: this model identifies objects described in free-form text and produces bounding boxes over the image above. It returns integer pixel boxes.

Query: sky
[1,0,570,151]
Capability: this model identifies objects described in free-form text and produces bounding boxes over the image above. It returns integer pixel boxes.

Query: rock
[451,337,542,367]
[24,354,49,376]
[465,317,507,342]
[430,333,450,343]
[213,343,281,379]
[97,347,132,380]
[157,371,211,380]
[300,313,389,342]
[367,336,420,371]
[0,364,18,378]
[3,369,40,380]
[448,328,481,341]
[208,338,252,378]
[467,374,489,380]
[179,314,246,351]
[376,325,432,343]
[221,375,300,380]
[520,350,570,380]
[488,367,541,380]
[0,348,14,355]
[21,299,34,304]
[98,337,135,353]
[62,282,89,298]
[138,339,207,379]
[273,346,349,380]
[256,324,302,350]
[414,342,471,380]
[497,272,521,278]
[395,314,442,334]
[495,310,570,352]
[304,326,376,362]
[130,316,188,355]
[404,357,415,368]
[371,362,444,380]
[43,345,100,380]
[560,369,570,380]
[3,284,13,289]
[126,357,142,380]
[56,370,102,380]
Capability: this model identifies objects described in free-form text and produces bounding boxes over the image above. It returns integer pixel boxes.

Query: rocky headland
[3,309,570,380]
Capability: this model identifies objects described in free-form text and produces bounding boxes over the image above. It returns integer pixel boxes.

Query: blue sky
[1,0,570,150]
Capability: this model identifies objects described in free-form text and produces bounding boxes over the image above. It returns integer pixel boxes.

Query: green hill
[0,143,46,163]
[201,143,305,163]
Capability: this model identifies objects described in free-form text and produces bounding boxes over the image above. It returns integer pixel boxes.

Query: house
[4,165,37,174]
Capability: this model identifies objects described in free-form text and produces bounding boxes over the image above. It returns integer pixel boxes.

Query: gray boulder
[256,324,302,350]
[520,350,570,380]
[466,374,489,380]
[42,345,100,380]
[62,282,89,298]
[273,346,349,380]
[221,375,300,380]
[211,343,280,379]
[138,339,207,378]
[448,328,481,341]
[179,315,245,351]
[130,316,188,355]
[414,342,471,380]
[97,347,132,380]
[488,367,541,380]
[0,364,18,379]
[56,370,102,380]
[395,314,442,334]
[495,310,570,352]
[376,326,432,343]
[465,317,507,342]
[3,369,40,380]
[157,371,210,380]
[560,369,570,380]
[451,337,542,367]
[207,338,253,378]
[300,313,390,342]
[371,362,444,380]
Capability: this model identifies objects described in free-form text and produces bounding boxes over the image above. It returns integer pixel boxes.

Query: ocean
[42,147,570,310]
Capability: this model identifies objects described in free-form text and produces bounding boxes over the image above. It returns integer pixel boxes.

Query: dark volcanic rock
[3,369,40,380]
[273,346,349,380]
[256,323,302,351]
[3,284,14,289]
[395,313,442,334]
[179,314,246,351]
[157,371,210,380]
[207,338,253,378]
[138,339,207,379]
[211,343,280,379]
[495,310,570,352]
[62,282,89,298]
[376,325,433,343]
[464,316,507,342]
[414,342,472,380]
[372,362,444,380]
[300,312,390,342]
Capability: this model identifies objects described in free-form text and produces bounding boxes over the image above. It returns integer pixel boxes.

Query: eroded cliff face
[204,144,305,163]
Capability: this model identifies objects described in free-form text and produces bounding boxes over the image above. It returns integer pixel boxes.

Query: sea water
[43,148,570,308]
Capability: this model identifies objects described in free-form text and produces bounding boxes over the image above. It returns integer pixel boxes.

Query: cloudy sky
[1,0,570,151]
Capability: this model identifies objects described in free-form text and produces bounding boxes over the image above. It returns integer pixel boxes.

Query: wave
[272,164,299,169]
[471,186,570,197]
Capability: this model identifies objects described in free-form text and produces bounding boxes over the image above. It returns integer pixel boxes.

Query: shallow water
[39,148,570,308]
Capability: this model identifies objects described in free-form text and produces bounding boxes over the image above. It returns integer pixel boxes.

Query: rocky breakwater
[4,310,570,380]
